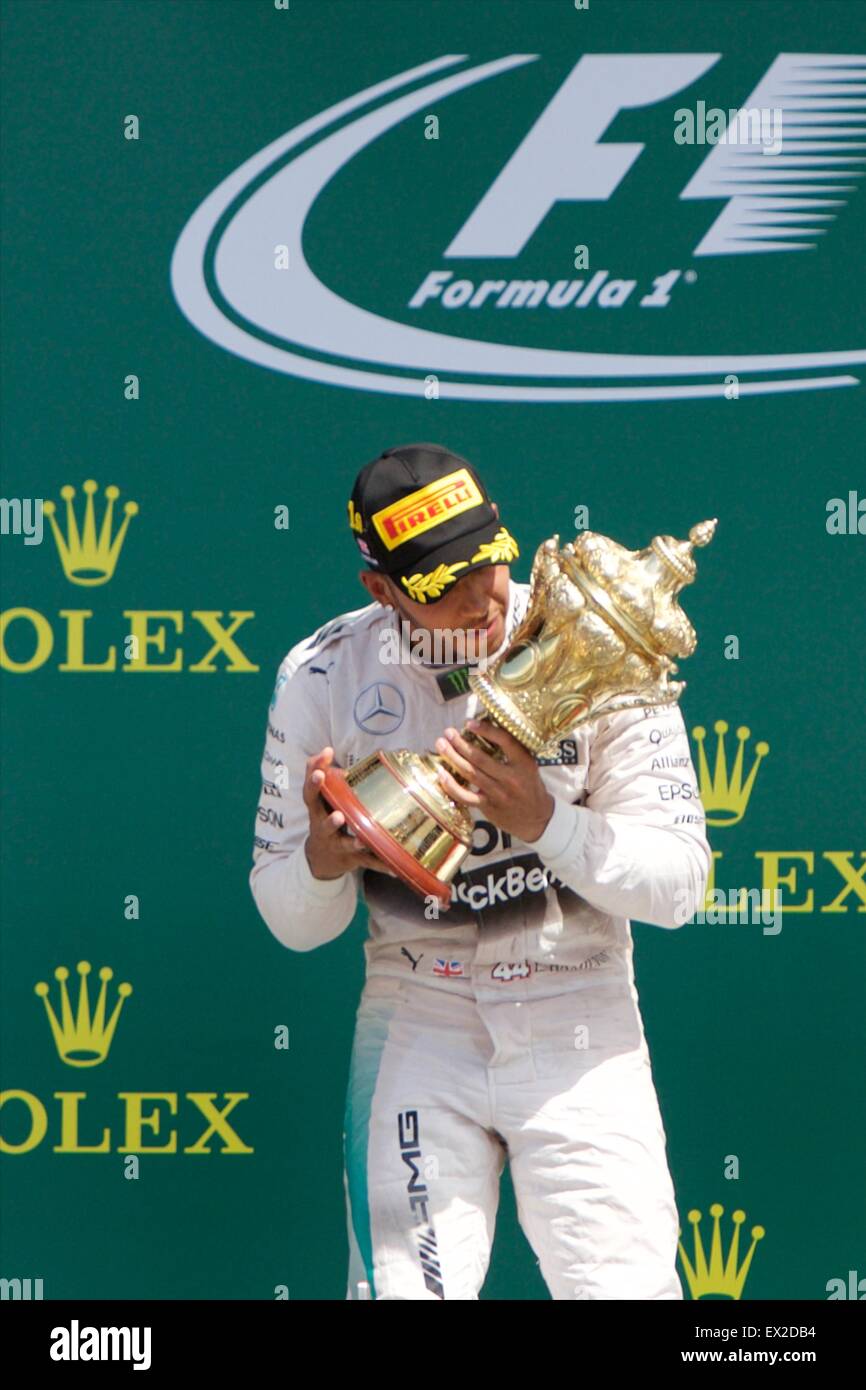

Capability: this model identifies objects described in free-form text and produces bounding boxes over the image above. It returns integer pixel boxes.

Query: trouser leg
[496,990,683,1300]
[344,978,506,1300]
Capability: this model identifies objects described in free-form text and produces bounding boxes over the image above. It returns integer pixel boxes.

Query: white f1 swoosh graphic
[171,54,865,401]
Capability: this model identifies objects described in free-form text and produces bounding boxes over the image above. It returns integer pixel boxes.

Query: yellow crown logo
[678,1204,765,1299]
[692,720,769,826]
[35,961,132,1067]
[43,480,138,585]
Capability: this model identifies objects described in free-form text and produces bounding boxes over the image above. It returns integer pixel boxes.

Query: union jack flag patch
[433,959,464,978]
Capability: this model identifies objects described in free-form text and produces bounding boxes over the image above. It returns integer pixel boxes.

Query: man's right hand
[303,748,396,881]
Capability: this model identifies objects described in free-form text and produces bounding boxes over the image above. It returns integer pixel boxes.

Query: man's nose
[462,569,494,599]
[456,570,493,613]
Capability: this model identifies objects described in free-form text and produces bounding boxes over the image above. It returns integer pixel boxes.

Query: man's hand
[303,748,396,880]
[435,720,555,843]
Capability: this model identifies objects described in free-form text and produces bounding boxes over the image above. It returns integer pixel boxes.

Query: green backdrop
[1,0,863,1300]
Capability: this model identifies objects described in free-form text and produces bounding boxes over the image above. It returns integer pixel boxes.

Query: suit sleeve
[529,702,710,929]
[248,655,359,952]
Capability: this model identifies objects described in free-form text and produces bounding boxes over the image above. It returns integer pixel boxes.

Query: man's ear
[492,501,500,519]
[359,569,393,607]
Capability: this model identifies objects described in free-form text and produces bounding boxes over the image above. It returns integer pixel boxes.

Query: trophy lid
[562,519,716,660]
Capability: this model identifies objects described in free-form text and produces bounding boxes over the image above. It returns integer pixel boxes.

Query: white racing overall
[249,580,710,1299]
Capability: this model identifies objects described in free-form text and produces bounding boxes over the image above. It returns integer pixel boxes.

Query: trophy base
[320,751,473,909]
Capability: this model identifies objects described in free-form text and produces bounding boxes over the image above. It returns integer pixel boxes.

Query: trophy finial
[690,518,717,548]
[650,518,716,590]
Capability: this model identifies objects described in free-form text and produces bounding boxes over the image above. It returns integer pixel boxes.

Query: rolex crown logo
[43,480,138,586]
[35,961,132,1067]
[678,1204,765,1299]
[692,720,769,827]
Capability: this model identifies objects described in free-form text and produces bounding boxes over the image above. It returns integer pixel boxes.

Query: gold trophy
[321,520,716,908]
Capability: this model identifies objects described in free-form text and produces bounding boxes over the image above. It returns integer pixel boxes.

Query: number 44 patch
[491,961,531,982]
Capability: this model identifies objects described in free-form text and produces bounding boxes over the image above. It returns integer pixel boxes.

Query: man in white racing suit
[249,442,711,1300]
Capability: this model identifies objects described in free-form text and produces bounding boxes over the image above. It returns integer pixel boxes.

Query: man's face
[379,564,511,659]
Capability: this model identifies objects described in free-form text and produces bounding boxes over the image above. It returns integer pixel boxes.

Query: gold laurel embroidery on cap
[347,499,363,533]
[400,561,469,604]
[470,526,519,565]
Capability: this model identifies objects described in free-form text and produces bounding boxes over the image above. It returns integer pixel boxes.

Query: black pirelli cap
[347,442,519,604]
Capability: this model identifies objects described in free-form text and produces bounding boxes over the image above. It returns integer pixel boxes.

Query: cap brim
[389,515,519,605]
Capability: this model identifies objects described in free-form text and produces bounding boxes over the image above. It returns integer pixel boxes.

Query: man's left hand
[435,719,555,844]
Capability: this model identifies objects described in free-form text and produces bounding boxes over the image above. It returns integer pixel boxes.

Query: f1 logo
[445,53,865,259]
